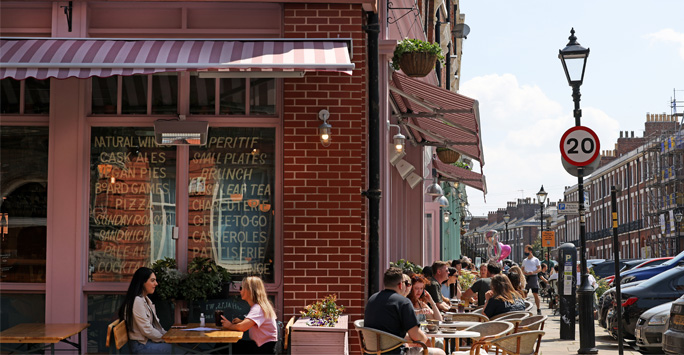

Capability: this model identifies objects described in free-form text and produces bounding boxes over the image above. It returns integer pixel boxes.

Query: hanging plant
[392,39,444,77]
[436,147,460,164]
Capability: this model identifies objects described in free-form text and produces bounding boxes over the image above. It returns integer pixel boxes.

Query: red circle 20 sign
[560,126,600,167]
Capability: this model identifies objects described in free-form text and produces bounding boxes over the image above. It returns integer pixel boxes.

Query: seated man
[425,261,451,312]
[364,267,446,355]
[461,262,501,306]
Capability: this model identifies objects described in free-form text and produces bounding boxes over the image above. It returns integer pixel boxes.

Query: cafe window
[0,78,50,115]
[188,127,276,283]
[92,75,275,116]
[0,126,49,283]
[88,127,177,282]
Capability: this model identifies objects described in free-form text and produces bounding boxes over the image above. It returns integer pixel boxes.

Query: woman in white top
[118,267,172,354]
[220,276,278,354]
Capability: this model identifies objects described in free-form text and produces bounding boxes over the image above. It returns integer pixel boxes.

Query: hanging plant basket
[398,52,438,77]
[436,149,461,164]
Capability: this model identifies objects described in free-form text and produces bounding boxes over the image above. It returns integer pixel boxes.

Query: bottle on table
[200,313,205,327]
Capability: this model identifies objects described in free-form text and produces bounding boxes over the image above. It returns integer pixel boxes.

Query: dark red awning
[389,71,484,166]
[433,160,487,194]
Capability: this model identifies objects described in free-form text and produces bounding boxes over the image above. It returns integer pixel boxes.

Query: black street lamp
[537,186,548,264]
[676,211,683,252]
[503,211,511,261]
[559,28,596,354]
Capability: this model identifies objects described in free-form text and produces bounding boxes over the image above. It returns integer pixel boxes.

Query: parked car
[587,258,606,268]
[605,257,673,285]
[591,259,634,279]
[663,294,684,354]
[621,250,684,284]
[634,301,673,353]
[606,266,684,339]
[599,281,643,329]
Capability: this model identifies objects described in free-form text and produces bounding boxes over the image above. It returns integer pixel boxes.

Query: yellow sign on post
[542,231,556,247]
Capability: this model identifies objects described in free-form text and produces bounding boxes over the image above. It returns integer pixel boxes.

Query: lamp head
[537,185,548,204]
[393,131,406,154]
[676,211,683,223]
[558,28,590,86]
[443,210,451,223]
[437,195,449,208]
[503,212,511,224]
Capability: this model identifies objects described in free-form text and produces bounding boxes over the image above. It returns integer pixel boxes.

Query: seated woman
[220,276,278,354]
[118,267,173,354]
[507,272,527,298]
[483,274,526,319]
[508,265,527,295]
[408,275,443,323]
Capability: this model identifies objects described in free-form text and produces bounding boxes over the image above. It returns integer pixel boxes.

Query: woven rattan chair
[452,321,515,354]
[472,307,485,315]
[523,301,533,312]
[515,315,547,333]
[449,312,490,323]
[354,319,428,355]
[489,311,532,321]
[470,330,545,355]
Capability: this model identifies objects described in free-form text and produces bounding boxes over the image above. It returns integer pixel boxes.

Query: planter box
[291,315,348,355]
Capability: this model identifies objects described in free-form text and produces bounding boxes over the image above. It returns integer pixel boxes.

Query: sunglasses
[404,281,412,287]
[239,286,243,291]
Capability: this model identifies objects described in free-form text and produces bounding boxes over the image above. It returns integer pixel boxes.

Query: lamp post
[503,212,511,261]
[676,211,683,252]
[559,28,596,354]
[537,186,548,265]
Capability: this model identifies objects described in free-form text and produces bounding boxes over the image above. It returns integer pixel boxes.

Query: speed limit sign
[560,126,600,167]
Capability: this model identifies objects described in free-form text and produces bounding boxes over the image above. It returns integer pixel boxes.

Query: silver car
[634,302,673,353]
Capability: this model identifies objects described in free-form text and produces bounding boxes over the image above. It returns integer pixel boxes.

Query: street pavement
[535,300,643,355]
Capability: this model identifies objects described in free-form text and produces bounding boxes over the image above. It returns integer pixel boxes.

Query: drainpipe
[435,8,441,87]
[365,11,381,297]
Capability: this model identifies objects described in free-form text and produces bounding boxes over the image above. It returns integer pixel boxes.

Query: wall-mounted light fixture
[425,168,443,197]
[388,124,406,154]
[318,109,332,147]
[437,195,449,208]
[443,210,451,223]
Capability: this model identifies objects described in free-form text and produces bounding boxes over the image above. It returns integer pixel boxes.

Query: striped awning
[389,71,484,166]
[433,160,487,194]
[0,37,355,80]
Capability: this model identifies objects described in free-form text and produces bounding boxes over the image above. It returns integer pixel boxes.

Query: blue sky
[457,0,684,216]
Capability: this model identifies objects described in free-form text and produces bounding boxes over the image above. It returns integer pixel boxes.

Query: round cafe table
[425,330,480,354]
[438,321,479,330]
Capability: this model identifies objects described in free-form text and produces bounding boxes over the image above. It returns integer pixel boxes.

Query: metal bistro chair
[354,319,428,355]
[470,330,545,355]
[106,319,128,354]
[515,315,547,333]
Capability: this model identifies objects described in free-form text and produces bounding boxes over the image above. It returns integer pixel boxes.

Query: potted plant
[436,147,460,164]
[181,257,232,302]
[291,294,349,354]
[151,257,185,300]
[300,294,345,327]
[392,38,445,77]
[390,259,423,275]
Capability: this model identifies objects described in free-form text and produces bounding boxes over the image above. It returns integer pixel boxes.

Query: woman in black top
[484,275,526,319]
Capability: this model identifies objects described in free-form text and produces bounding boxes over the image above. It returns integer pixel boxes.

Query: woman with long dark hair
[220,276,278,354]
[118,267,172,354]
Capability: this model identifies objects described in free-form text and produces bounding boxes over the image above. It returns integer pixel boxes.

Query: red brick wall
[283,4,367,354]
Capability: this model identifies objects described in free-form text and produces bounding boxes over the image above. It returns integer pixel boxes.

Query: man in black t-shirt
[364,267,446,355]
[461,262,502,306]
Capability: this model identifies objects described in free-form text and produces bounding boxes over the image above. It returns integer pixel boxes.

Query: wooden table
[163,323,242,354]
[0,323,89,354]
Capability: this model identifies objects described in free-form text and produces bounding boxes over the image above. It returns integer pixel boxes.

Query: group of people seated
[364,245,554,354]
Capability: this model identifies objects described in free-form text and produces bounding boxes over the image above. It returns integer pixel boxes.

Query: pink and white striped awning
[0,37,355,80]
